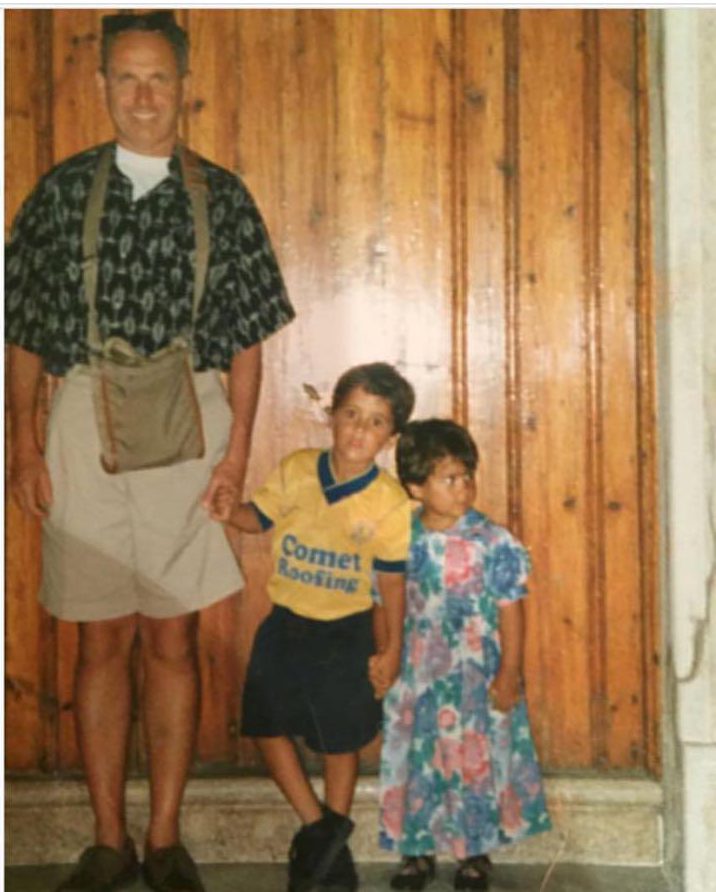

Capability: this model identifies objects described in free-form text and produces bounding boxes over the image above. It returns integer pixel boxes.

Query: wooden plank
[5,9,57,772]
[634,10,661,776]
[185,9,240,171]
[595,11,646,769]
[581,8,610,770]
[518,9,593,767]
[462,10,510,526]
[51,9,112,163]
[382,9,454,418]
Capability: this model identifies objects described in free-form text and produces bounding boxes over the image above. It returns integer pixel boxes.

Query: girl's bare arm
[490,599,525,712]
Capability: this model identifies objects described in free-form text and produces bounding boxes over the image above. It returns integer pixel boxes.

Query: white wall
[659,9,716,892]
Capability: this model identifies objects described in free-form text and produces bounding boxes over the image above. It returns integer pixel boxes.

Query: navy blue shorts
[241,605,382,754]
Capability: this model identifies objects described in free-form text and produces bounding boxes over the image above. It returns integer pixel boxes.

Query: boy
[207,362,415,892]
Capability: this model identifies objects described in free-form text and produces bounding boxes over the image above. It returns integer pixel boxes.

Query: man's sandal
[55,838,140,892]
[390,855,436,890]
[142,844,206,892]
[453,855,492,891]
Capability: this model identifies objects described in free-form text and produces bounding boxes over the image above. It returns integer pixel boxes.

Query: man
[6,12,294,892]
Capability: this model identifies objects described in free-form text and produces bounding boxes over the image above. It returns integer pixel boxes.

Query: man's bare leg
[76,615,138,849]
[255,736,323,824]
[139,612,200,850]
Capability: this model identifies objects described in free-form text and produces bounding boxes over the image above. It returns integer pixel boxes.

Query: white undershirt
[115,144,171,201]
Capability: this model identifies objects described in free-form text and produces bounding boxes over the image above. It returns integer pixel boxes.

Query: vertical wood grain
[5,9,58,772]
[635,12,661,776]
[382,10,454,419]
[4,9,659,775]
[596,11,646,769]
[462,9,509,525]
[518,9,594,766]
[51,9,112,162]
[582,8,609,770]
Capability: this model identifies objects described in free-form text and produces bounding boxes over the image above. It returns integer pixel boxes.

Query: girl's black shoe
[453,855,492,891]
[390,855,436,891]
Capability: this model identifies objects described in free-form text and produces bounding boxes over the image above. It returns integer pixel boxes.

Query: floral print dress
[379,508,551,859]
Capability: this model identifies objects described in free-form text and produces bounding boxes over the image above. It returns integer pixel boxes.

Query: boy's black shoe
[288,807,355,892]
[318,844,359,891]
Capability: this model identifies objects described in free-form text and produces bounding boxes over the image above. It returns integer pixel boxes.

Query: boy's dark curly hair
[331,362,415,434]
[397,418,479,488]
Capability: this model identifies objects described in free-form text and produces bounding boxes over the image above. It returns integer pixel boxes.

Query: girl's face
[330,386,395,480]
[410,455,476,530]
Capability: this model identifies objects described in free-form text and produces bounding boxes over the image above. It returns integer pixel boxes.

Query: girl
[378,419,551,891]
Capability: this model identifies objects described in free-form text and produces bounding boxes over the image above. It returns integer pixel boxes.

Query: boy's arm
[225,502,265,534]
[368,571,405,698]
[489,599,525,712]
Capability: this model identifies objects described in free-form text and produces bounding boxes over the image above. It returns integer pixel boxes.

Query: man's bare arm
[8,344,52,517]
[201,343,262,513]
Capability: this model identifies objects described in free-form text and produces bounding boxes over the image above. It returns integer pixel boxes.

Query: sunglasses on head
[101,11,177,36]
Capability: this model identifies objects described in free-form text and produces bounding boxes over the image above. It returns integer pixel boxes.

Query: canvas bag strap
[82,144,113,353]
[178,143,210,324]
[82,143,210,354]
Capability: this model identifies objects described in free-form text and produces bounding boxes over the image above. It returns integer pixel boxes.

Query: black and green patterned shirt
[5,142,295,375]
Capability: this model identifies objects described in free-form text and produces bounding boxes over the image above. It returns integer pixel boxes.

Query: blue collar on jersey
[318,450,379,504]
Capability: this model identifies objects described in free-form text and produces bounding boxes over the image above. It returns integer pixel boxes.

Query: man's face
[97,30,186,157]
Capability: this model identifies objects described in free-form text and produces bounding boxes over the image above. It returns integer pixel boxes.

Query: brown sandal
[454,854,492,890]
[390,855,436,890]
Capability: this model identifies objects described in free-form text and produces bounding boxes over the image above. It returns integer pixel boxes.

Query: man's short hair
[100,11,189,77]
[396,418,479,488]
[330,362,415,435]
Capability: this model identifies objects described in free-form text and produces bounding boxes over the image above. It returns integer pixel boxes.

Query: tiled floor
[5,862,675,892]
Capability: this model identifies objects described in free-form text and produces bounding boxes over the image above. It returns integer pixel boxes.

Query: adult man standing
[6,12,294,892]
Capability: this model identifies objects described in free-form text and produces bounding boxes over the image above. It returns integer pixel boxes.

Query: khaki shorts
[40,366,245,621]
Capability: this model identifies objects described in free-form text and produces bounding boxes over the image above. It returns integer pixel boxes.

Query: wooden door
[5,9,658,775]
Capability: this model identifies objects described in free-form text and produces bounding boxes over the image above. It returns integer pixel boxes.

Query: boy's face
[408,455,476,529]
[330,386,395,478]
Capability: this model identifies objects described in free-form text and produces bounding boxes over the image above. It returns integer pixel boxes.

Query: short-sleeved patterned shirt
[5,142,295,375]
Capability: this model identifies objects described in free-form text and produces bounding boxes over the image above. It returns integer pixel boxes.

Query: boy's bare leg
[256,736,323,824]
[323,751,360,816]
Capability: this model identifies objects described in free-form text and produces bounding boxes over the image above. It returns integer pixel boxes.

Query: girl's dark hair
[331,362,415,434]
[397,418,479,487]
[101,11,189,76]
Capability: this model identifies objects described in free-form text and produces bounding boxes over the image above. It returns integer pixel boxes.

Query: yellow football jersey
[251,449,410,620]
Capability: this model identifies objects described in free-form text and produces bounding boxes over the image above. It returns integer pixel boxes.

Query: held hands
[201,458,243,522]
[368,647,401,700]
[488,666,522,713]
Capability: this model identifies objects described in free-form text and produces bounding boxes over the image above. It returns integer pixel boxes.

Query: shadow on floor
[5,861,675,892]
